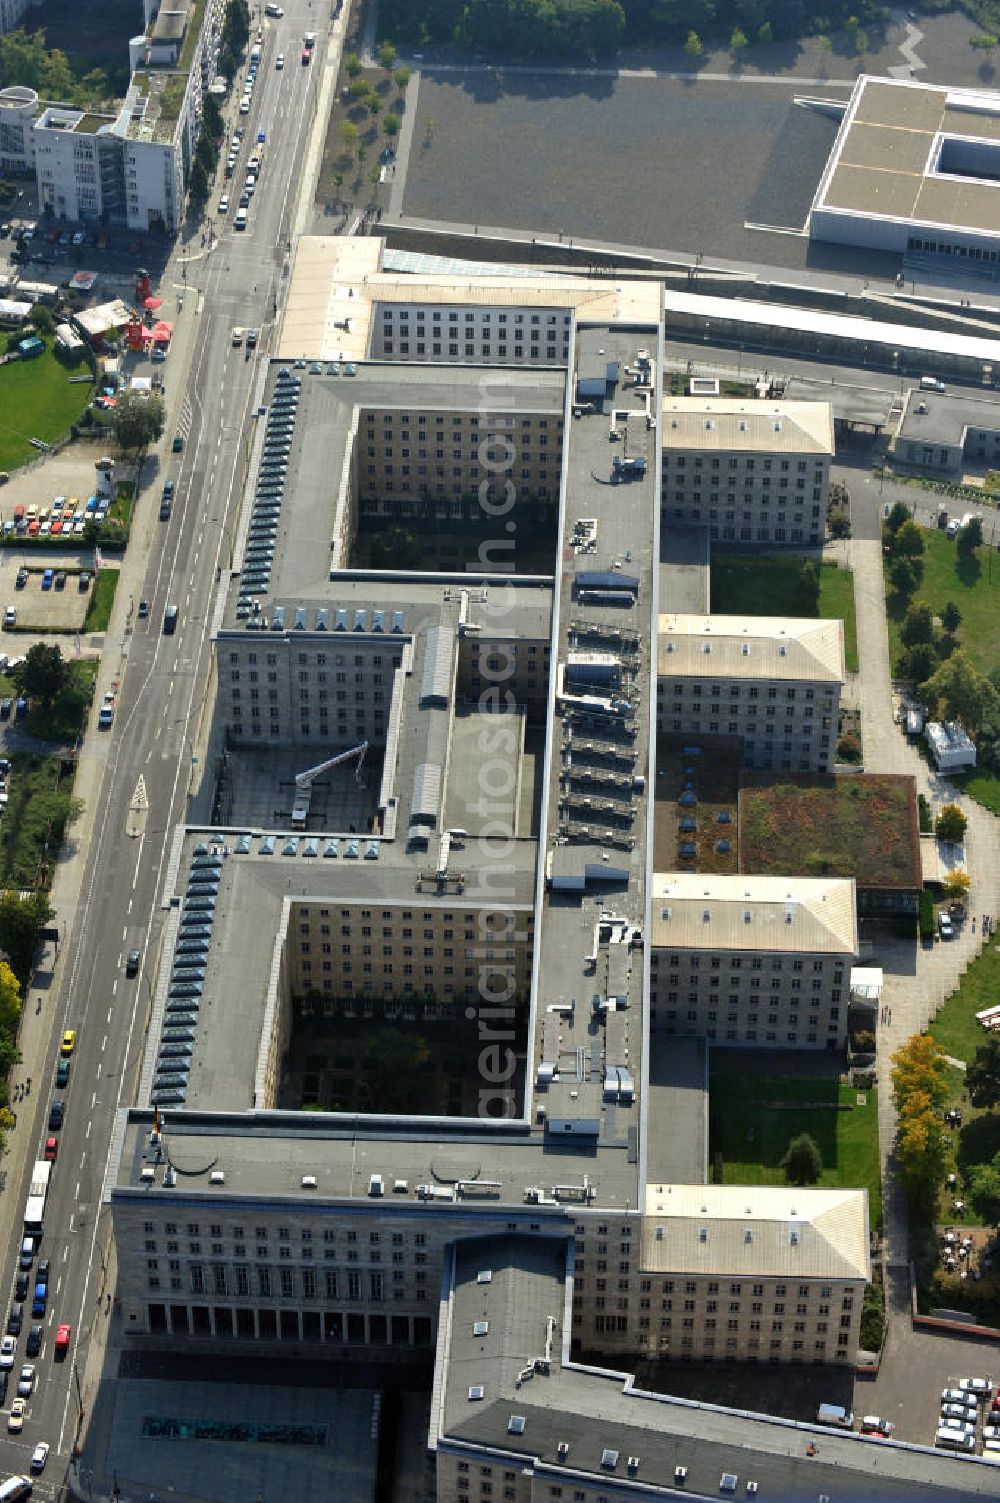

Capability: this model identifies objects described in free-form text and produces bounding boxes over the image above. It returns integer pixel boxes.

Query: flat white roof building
[925,719,977,771]
[661,397,834,457]
[810,74,1000,264]
[650,872,858,957]
[658,613,845,684]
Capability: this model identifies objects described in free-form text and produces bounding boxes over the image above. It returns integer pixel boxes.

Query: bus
[23,1161,51,1235]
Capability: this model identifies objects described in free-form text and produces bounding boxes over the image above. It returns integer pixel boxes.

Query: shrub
[919,889,935,941]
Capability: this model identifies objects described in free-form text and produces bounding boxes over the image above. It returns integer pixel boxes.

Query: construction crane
[291,741,368,828]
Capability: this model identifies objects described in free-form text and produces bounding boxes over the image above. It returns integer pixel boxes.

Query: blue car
[41,569,53,590]
[31,1283,46,1318]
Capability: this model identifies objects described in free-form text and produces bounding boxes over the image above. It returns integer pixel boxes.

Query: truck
[816,1403,854,1429]
[23,1161,51,1235]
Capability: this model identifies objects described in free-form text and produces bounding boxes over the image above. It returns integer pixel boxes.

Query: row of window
[663,457,823,474]
[380,309,570,324]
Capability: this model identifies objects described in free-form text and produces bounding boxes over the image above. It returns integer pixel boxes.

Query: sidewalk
[846,532,1000,1269]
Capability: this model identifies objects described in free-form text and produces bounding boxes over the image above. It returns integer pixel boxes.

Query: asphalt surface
[0,1,328,1489]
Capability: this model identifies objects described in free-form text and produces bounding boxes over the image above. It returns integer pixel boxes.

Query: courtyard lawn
[929,936,1000,1066]
[0,338,92,472]
[709,1068,882,1234]
[885,527,1000,679]
[83,569,119,633]
[710,556,859,673]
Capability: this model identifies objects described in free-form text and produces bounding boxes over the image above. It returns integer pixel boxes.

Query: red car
[43,1137,57,1162]
[54,1323,71,1358]
[301,47,310,64]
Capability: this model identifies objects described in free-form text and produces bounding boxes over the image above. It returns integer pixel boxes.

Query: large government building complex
[102,239,988,1500]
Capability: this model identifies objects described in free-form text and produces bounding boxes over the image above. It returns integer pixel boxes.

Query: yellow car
[60,1029,76,1056]
[7,1397,25,1432]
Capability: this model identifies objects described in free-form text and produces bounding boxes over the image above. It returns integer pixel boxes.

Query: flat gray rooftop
[645,1035,708,1185]
[659,525,710,614]
[113,1112,640,1209]
[439,1234,994,1500]
[228,361,565,626]
[99,1374,378,1503]
[897,385,1000,447]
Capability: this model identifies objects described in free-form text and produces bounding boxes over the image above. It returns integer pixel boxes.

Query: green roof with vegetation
[739,774,921,890]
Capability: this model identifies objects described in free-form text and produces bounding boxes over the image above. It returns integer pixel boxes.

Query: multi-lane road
[0,2,336,1486]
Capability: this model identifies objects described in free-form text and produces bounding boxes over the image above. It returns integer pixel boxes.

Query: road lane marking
[74,1182,79,1199]
[62,1246,68,1262]
[86,1120,92,1139]
[91,1092,96,1108]
[101,1036,107,1052]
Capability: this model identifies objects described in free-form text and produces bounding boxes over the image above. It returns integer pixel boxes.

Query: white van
[936,1426,974,1451]
[234,209,248,231]
[816,1403,853,1429]
[920,375,947,392]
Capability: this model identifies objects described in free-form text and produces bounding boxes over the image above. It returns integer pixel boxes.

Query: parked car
[7,1397,24,1432]
[30,1440,48,1473]
[938,911,955,941]
[25,1326,42,1357]
[56,1058,70,1087]
[61,1029,76,1055]
[43,1137,57,1162]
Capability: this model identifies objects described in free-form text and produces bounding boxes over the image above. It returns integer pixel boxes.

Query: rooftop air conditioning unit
[140,1166,155,1183]
[301,1175,317,1189]
[209,1170,225,1185]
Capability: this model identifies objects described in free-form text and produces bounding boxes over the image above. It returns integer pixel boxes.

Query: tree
[899,642,937,685]
[339,119,359,155]
[940,600,963,636]
[855,29,869,55]
[885,501,912,535]
[958,515,984,557]
[345,51,363,78]
[384,112,400,138]
[378,41,397,71]
[969,1156,1000,1228]
[781,1132,823,1186]
[901,601,934,648]
[829,510,851,539]
[923,648,1000,735]
[367,93,382,121]
[893,518,925,560]
[111,391,165,458]
[730,27,748,57]
[967,1035,1000,1110]
[188,157,210,204]
[203,91,224,139]
[0,958,21,1038]
[357,144,367,167]
[394,65,411,90]
[935,802,968,842]
[16,643,68,708]
[896,1092,949,1206]
[889,557,918,597]
[942,869,971,900]
[0,890,53,987]
[757,21,774,45]
[349,76,372,101]
[684,30,703,58]
[892,1033,951,1115]
[368,165,381,186]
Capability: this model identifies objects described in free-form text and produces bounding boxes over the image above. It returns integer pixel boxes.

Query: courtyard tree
[368,93,382,121]
[967,1151,1000,1230]
[958,515,984,557]
[684,30,703,58]
[923,649,1000,735]
[935,802,968,842]
[967,1033,1000,1110]
[345,51,363,78]
[884,500,912,535]
[893,518,925,561]
[16,643,68,708]
[889,557,918,598]
[384,112,401,138]
[901,601,934,648]
[942,868,971,901]
[112,391,165,459]
[378,41,398,72]
[780,1132,822,1186]
[339,119,359,155]
[349,75,373,102]
[362,1026,429,1110]
[730,27,748,58]
[896,1090,949,1208]
[941,600,963,636]
[892,1032,951,1115]
[394,65,411,90]
[899,642,937,685]
[187,157,210,204]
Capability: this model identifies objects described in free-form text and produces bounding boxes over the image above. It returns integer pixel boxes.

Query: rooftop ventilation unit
[209,1170,225,1185]
[163,1165,176,1187]
[508,1416,526,1435]
[557,1442,570,1461]
[477,1269,492,1284]
[720,1476,738,1495]
[468,1385,485,1401]
[674,1466,688,1485]
[140,1165,155,1183]
[473,1320,489,1337]
[746,1484,759,1496]
[628,1458,641,1474]
[601,1449,619,1471]
[301,1175,317,1189]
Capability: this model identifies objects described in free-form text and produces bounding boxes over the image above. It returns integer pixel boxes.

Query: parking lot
[3,566,91,633]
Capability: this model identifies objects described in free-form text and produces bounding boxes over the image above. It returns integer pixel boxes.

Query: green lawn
[929,936,1000,1066]
[83,569,119,632]
[951,767,1000,816]
[710,556,859,673]
[708,1069,882,1233]
[0,338,92,472]
[885,528,1000,678]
